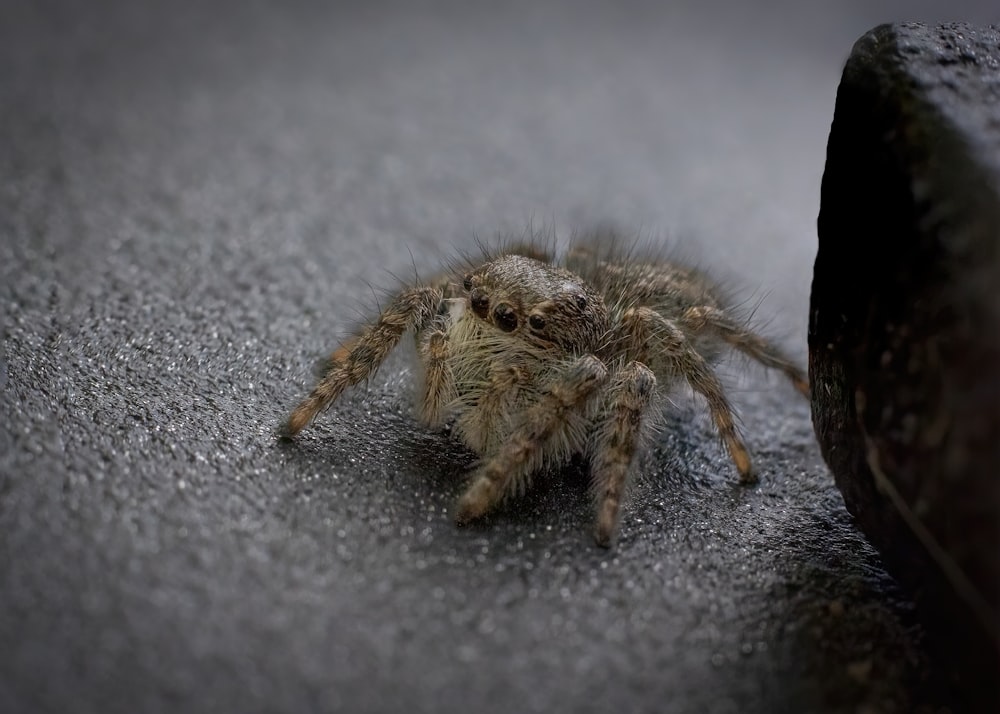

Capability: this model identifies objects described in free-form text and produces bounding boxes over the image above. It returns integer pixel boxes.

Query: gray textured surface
[1,2,996,713]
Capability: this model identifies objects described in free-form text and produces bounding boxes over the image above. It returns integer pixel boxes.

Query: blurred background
[5,0,996,322]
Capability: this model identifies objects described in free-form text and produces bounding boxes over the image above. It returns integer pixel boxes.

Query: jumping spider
[284,233,809,547]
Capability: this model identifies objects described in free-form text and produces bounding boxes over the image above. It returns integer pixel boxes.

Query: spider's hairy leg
[563,241,604,276]
[680,305,810,397]
[284,286,442,436]
[416,325,455,427]
[623,306,755,482]
[591,361,657,548]
[453,355,609,525]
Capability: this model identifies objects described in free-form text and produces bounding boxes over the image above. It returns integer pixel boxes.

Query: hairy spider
[284,232,809,547]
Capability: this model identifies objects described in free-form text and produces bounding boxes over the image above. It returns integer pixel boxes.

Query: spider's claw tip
[283,406,313,438]
[593,527,614,549]
[454,478,496,525]
[453,500,482,526]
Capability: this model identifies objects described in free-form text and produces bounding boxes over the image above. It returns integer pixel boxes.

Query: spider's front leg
[453,354,609,525]
[284,286,442,436]
[622,306,755,482]
[590,361,657,547]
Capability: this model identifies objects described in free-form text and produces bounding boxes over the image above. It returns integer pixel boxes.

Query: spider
[283,232,809,547]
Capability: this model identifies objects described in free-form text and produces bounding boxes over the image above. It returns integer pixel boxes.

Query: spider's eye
[574,294,587,310]
[528,314,546,331]
[462,275,473,291]
[494,304,518,332]
[470,289,489,318]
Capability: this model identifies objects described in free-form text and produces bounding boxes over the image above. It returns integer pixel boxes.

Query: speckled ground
[1,2,995,713]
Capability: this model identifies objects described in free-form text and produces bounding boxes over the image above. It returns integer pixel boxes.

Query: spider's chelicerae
[284,234,809,547]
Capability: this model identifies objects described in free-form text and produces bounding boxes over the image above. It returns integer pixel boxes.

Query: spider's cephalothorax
[284,235,809,547]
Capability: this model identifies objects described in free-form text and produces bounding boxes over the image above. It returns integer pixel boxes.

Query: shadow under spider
[277,408,599,538]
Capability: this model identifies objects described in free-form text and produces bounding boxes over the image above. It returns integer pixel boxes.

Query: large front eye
[462,275,473,291]
[494,303,518,332]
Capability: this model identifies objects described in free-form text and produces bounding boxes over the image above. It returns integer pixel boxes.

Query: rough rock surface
[810,21,1000,707]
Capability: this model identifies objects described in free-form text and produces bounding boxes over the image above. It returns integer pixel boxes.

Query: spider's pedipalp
[591,361,657,547]
[453,354,608,525]
[285,285,442,436]
[622,306,755,482]
[455,362,532,455]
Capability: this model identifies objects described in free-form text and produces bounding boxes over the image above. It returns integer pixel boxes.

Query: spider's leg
[285,286,442,435]
[453,354,608,524]
[590,361,657,547]
[680,305,809,397]
[624,307,755,482]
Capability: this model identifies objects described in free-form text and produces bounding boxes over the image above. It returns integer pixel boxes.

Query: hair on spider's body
[284,232,809,547]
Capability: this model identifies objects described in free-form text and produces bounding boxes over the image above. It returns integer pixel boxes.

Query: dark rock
[810,21,1000,709]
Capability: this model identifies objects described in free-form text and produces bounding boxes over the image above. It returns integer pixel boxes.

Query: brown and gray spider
[283,232,809,547]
